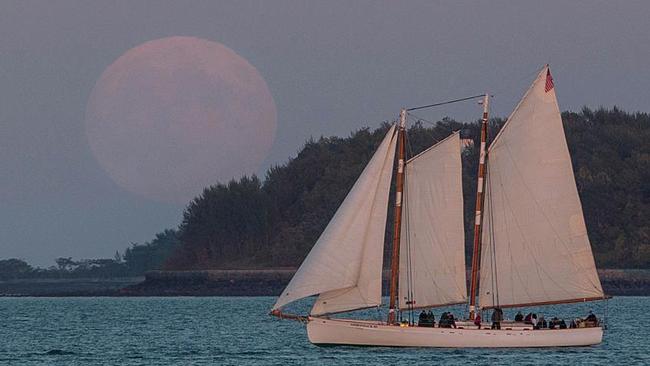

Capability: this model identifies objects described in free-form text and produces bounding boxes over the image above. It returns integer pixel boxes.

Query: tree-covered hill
[165,107,649,270]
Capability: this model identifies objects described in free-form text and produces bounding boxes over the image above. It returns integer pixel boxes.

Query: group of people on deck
[415,309,598,330]
[510,310,598,329]
[417,310,457,328]
[417,310,435,327]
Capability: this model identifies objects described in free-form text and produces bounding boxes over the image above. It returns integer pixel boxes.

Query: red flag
[545,68,554,93]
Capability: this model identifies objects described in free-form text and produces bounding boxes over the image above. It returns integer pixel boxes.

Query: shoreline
[1,269,649,297]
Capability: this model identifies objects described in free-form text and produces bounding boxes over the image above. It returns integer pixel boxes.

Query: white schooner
[270,65,609,347]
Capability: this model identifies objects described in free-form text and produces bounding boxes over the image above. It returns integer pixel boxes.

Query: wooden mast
[388,108,407,324]
[469,94,489,320]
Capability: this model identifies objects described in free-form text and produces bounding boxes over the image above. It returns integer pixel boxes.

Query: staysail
[478,66,605,309]
[272,126,398,315]
[398,132,467,309]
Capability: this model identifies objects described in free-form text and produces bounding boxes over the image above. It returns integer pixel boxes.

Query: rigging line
[406,94,487,112]
[403,133,416,320]
[406,111,458,139]
[486,168,497,307]
[405,112,453,148]
[403,164,412,313]
[406,111,438,127]
[405,128,415,160]
[487,163,500,307]
[488,64,546,111]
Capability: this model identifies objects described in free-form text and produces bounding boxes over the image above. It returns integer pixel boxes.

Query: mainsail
[272,126,398,315]
[478,66,604,308]
[399,132,467,309]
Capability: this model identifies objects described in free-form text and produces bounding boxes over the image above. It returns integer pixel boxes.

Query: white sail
[478,66,604,308]
[398,132,467,309]
[272,126,398,315]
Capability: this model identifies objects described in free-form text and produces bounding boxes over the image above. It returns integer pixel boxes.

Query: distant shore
[1,269,649,297]
[0,277,144,297]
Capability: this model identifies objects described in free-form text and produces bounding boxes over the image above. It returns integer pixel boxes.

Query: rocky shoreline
[120,268,650,297]
[1,269,648,297]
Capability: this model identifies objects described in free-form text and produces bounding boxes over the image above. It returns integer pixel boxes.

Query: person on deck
[448,313,457,329]
[439,312,449,328]
[514,311,524,322]
[491,308,503,330]
[585,310,598,326]
[439,312,456,328]
[474,312,482,329]
[418,310,427,326]
[427,310,435,327]
[586,311,596,321]
[531,314,538,329]
[524,312,533,324]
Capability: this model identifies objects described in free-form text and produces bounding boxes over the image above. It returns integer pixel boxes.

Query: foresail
[272,126,397,315]
[398,132,467,309]
[478,66,604,309]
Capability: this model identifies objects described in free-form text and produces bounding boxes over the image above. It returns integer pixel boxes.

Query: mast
[469,93,489,320]
[388,108,407,324]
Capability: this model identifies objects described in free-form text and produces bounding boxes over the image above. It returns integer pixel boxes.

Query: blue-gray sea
[1,296,648,365]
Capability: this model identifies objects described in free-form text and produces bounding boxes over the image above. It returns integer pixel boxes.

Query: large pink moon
[85,37,277,204]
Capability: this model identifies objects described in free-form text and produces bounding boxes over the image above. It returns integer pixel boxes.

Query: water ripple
[0,297,647,365]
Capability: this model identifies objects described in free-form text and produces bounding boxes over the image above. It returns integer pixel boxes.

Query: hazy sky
[1,1,649,265]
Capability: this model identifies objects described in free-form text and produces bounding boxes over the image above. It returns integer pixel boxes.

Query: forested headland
[168,107,649,270]
[1,107,648,281]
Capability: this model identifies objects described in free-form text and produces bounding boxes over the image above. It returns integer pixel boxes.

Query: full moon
[85,36,277,204]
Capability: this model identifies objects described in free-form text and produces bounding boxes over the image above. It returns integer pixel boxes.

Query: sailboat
[270,65,609,347]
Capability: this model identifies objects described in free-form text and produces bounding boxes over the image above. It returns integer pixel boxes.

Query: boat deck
[306,317,603,347]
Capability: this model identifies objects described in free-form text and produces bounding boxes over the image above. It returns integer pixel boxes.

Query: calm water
[1,296,648,365]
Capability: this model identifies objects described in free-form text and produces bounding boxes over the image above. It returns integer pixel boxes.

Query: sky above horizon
[1,1,649,266]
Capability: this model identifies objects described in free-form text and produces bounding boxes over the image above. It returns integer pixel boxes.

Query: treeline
[564,108,649,267]
[167,107,649,270]
[0,229,179,280]
[167,117,495,269]
[2,107,647,279]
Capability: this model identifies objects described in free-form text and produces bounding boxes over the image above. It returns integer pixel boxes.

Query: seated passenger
[427,310,436,327]
[418,310,427,326]
[439,312,451,328]
[538,315,547,329]
[448,313,457,329]
[585,311,598,326]
[524,312,533,324]
[514,311,524,322]
[559,319,567,329]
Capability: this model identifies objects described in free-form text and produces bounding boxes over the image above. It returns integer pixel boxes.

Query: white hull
[307,317,603,348]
